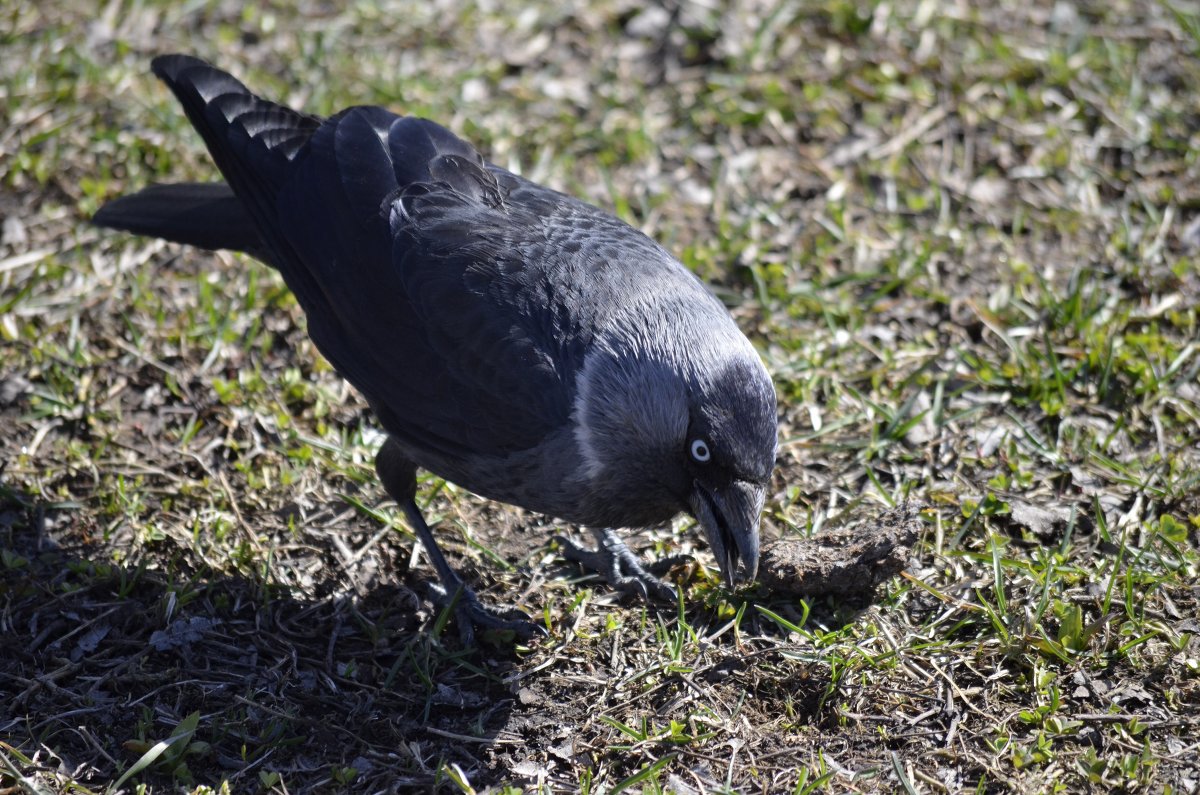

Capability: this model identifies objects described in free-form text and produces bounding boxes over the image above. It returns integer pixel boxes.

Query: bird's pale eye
[690,438,711,463]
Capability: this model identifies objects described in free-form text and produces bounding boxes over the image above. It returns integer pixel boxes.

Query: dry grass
[2,0,1199,792]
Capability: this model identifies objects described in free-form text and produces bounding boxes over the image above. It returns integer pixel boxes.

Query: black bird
[95,55,778,643]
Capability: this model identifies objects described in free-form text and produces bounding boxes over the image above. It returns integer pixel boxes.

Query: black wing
[275,107,592,457]
[147,55,591,458]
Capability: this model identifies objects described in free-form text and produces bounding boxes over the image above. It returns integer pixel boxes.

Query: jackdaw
[94,55,778,643]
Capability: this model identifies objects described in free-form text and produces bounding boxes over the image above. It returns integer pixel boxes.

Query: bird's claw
[556,528,685,603]
[430,582,547,647]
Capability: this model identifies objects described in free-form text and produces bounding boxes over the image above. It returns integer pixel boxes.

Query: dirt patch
[760,504,920,599]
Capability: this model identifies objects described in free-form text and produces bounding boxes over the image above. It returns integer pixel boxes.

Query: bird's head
[681,356,776,586]
[572,303,777,588]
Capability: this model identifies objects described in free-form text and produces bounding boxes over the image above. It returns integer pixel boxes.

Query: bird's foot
[556,528,690,603]
[429,581,546,647]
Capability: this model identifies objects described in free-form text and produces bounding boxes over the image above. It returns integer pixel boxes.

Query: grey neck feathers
[570,291,760,489]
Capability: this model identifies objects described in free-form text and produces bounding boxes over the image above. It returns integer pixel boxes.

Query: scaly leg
[376,437,543,645]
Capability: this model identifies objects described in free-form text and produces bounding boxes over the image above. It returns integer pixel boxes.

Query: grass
[2,0,1199,792]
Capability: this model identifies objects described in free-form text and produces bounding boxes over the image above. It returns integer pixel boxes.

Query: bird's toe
[557,528,682,603]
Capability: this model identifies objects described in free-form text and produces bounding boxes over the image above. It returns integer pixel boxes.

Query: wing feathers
[100,55,585,460]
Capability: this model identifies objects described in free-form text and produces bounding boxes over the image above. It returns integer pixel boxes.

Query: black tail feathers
[92,182,264,256]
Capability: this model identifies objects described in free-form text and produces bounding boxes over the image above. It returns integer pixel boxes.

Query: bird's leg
[376,437,543,645]
[556,527,690,603]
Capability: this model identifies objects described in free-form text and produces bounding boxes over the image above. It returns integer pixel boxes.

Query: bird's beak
[689,479,765,588]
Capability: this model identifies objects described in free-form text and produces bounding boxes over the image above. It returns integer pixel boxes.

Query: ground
[2,0,1199,792]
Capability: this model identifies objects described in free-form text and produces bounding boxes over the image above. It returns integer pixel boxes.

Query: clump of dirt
[759,504,921,599]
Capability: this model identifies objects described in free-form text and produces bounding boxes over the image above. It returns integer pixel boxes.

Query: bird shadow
[0,481,844,793]
[0,482,526,792]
